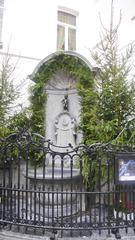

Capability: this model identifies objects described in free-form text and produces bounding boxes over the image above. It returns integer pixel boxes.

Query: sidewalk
[1,230,135,240]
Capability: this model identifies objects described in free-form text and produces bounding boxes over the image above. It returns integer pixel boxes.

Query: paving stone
[1,230,135,240]
[0,230,50,240]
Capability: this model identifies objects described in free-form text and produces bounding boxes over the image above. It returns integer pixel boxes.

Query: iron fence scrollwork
[0,129,135,238]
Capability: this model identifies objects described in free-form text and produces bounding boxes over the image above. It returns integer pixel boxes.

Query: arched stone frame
[30,51,95,145]
[30,51,93,78]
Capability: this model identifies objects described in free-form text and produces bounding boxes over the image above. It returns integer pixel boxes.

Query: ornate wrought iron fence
[0,130,135,239]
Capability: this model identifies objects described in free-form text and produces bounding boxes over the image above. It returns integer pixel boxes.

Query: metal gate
[0,129,135,239]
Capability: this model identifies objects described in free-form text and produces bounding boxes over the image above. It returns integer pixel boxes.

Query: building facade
[0,0,135,108]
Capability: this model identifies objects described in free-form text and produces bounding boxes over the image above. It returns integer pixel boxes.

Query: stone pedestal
[26,167,85,221]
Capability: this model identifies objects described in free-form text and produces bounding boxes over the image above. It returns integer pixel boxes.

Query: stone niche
[25,52,93,222]
[45,70,82,147]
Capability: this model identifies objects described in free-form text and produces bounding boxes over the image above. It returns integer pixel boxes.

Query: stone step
[0,230,50,240]
[1,230,135,240]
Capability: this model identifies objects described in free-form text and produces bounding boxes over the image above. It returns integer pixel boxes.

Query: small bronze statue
[62,94,69,111]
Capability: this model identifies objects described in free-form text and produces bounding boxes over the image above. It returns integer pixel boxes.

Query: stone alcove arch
[30,51,95,146]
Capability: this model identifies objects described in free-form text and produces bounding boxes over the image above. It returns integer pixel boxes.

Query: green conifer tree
[85,0,135,144]
[0,54,19,136]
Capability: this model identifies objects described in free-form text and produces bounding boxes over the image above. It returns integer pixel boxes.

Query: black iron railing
[0,130,135,239]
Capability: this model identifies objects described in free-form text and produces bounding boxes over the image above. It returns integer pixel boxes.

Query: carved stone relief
[45,70,82,147]
[55,113,76,147]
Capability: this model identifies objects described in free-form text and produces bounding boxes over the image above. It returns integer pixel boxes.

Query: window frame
[57,7,78,51]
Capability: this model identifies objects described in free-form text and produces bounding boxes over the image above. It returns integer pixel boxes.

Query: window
[57,9,77,51]
[0,0,4,48]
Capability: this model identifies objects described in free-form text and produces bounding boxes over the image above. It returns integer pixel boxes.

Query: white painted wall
[0,0,134,108]
[2,0,135,58]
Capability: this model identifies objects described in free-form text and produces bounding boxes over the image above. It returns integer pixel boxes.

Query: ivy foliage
[30,53,96,136]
